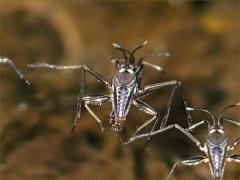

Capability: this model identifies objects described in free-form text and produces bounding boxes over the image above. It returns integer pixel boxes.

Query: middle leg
[132,99,161,139]
[122,99,160,144]
[138,80,192,130]
[71,95,110,132]
[123,122,203,147]
[167,156,208,180]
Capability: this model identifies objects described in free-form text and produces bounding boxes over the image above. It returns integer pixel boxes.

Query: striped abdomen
[207,130,227,180]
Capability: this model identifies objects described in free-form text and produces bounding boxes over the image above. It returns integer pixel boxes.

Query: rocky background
[1,0,239,179]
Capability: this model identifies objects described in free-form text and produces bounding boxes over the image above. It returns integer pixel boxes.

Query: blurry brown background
[1,0,239,179]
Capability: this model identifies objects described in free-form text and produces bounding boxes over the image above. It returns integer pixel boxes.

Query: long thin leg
[160,84,177,129]
[167,156,208,180]
[71,66,110,131]
[133,99,161,142]
[84,104,104,132]
[83,65,110,89]
[72,95,110,132]
[123,123,203,148]
[227,155,240,163]
[28,62,83,70]
[222,117,240,127]
[186,107,213,129]
[133,99,157,116]
[186,120,206,131]
[1,57,30,85]
[228,137,240,151]
[142,61,165,72]
[28,63,110,89]
[131,100,160,139]
[71,67,85,132]
[138,80,192,129]
[28,62,111,131]
[132,82,176,141]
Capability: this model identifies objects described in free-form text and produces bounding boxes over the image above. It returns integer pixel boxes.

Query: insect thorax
[114,71,136,86]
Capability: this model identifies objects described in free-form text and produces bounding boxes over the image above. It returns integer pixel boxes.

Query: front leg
[1,57,30,85]
[71,65,111,132]
[71,67,85,132]
[28,62,111,131]
[28,63,110,89]
[138,80,192,129]
[167,156,208,180]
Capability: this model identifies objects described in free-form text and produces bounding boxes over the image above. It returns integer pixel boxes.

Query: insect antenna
[129,40,148,64]
[218,102,240,125]
[112,43,131,65]
[186,107,215,127]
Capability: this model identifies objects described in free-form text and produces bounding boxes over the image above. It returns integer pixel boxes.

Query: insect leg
[130,99,160,139]
[186,120,207,131]
[142,61,165,72]
[228,137,240,151]
[124,123,202,148]
[138,80,192,129]
[227,155,240,163]
[72,95,110,132]
[85,104,104,131]
[133,99,162,142]
[71,66,110,132]
[167,156,208,180]
[222,117,240,127]
[1,57,30,85]
[160,84,177,129]
[28,62,83,70]
[28,63,110,88]
[83,65,110,89]
[28,62,111,131]
[71,67,85,132]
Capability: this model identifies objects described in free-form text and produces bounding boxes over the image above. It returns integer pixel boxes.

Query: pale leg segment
[72,66,110,132]
[123,123,203,147]
[72,95,110,132]
[167,156,208,180]
[28,63,110,88]
[138,80,192,130]
[129,99,160,142]
[227,155,240,163]
[1,57,30,85]
[222,117,240,127]
[27,62,111,132]
[228,137,240,151]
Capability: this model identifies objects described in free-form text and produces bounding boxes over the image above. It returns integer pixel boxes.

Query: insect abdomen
[207,131,227,180]
[115,87,132,118]
[210,147,225,179]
